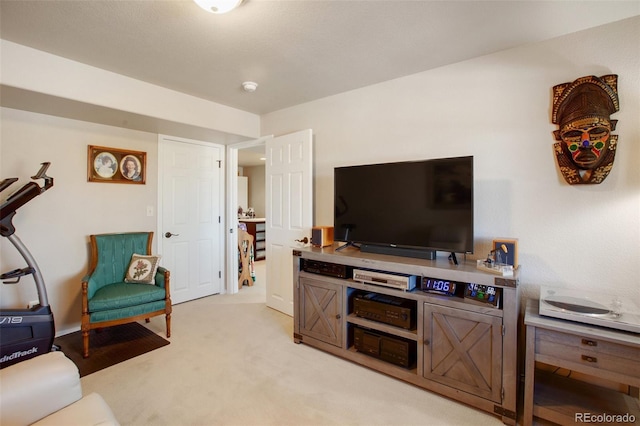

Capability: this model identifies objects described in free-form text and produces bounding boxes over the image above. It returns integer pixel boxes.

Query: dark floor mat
[54,322,169,377]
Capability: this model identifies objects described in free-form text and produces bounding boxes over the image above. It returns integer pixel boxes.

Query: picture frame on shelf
[492,238,518,268]
[88,145,146,184]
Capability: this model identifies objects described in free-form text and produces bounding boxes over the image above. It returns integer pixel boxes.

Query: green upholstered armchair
[81,232,171,358]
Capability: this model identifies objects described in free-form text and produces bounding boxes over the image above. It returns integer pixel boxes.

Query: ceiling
[238,144,267,167]
[1,0,638,118]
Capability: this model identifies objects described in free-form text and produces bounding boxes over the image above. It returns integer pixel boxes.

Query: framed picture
[88,145,146,184]
[492,238,518,268]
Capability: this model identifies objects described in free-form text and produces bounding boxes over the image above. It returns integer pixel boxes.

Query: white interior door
[266,129,313,316]
[159,135,224,304]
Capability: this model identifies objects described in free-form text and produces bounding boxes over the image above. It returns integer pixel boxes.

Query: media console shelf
[292,245,520,425]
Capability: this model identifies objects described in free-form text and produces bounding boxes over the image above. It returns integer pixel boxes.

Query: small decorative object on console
[476,259,514,276]
[476,238,517,276]
[492,238,518,267]
[311,226,334,247]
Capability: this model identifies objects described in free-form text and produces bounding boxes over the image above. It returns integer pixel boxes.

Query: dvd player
[353,269,417,291]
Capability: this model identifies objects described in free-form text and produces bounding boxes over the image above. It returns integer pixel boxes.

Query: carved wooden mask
[551,74,619,184]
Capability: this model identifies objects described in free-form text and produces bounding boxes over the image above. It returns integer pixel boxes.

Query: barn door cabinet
[293,245,520,425]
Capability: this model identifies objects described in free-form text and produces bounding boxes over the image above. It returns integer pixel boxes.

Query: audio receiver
[353,292,416,330]
[301,258,351,279]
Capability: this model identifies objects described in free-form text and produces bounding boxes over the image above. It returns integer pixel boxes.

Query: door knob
[295,237,309,244]
[165,232,180,238]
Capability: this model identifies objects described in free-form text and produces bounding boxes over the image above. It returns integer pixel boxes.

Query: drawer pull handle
[581,355,598,363]
[582,339,598,347]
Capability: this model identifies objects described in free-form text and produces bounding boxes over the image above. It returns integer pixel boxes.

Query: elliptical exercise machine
[0,162,55,369]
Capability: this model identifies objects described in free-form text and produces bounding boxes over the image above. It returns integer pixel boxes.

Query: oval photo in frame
[120,155,143,182]
[94,152,117,179]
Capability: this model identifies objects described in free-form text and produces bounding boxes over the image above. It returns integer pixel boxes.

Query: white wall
[0,109,160,334]
[261,17,640,305]
[244,165,266,217]
[1,40,260,140]
[0,40,260,335]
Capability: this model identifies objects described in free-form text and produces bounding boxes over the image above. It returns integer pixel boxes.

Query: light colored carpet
[81,261,503,425]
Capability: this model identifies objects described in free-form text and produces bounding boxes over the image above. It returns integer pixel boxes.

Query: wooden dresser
[523,299,640,425]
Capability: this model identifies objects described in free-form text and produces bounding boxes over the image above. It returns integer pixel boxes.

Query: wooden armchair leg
[145,318,150,323]
[82,330,90,358]
[166,313,171,338]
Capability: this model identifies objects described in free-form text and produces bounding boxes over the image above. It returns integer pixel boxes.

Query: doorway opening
[226,137,271,296]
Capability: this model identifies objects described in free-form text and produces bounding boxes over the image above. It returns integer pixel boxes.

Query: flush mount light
[242,81,258,92]
[194,0,243,14]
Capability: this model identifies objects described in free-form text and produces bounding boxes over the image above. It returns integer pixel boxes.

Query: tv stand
[293,245,520,425]
[360,243,436,260]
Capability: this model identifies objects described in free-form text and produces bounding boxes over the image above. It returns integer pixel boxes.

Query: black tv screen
[334,156,474,255]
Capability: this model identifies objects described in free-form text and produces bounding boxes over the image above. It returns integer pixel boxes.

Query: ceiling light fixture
[242,81,258,92]
[193,0,243,14]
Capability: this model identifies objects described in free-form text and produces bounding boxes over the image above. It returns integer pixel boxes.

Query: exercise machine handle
[0,163,54,307]
[1,162,54,237]
[31,162,54,191]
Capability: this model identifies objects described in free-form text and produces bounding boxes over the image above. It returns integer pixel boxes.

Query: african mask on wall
[551,74,619,184]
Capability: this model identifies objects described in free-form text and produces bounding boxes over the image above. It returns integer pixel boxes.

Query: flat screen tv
[334,156,473,259]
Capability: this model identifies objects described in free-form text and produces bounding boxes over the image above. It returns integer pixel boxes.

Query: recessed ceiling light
[193,0,243,14]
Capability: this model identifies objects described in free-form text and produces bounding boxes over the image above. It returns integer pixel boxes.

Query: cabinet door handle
[424,339,430,346]
[582,339,598,347]
[335,314,341,320]
[581,355,598,363]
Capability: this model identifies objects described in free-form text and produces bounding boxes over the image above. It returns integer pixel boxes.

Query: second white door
[159,135,224,304]
[266,129,313,316]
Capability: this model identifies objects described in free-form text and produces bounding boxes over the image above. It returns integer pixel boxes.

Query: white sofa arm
[0,352,83,426]
[33,392,119,426]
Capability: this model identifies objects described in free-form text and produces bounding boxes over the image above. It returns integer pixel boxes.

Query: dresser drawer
[536,328,640,381]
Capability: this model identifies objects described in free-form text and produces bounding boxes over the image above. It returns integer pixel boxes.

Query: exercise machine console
[0,162,55,368]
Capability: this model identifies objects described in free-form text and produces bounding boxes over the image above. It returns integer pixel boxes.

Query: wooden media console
[292,245,520,425]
